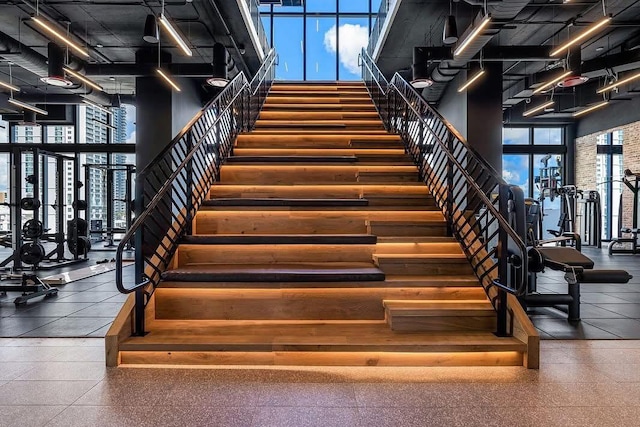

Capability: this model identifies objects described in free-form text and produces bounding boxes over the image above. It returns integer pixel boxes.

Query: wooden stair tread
[373,253,467,260]
[161,263,385,282]
[376,236,457,243]
[202,198,369,207]
[121,321,525,353]
[181,234,377,245]
[261,104,376,110]
[383,300,494,313]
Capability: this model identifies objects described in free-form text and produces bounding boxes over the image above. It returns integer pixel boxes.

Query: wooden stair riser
[194,211,443,235]
[264,97,371,104]
[375,242,463,255]
[261,104,377,111]
[175,244,375,266]
[387,314,497,332]
[384,300,497,332]
[259,111,379,120]
[367,221,448,237]
[210,185,431,201]
[220,166,419,185]
[374,257,474,275]
[154,288,487,321]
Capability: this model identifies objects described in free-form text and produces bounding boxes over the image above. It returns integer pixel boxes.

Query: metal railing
[115,49,277,335]
[367,0,395,55]
[360,48,528,335]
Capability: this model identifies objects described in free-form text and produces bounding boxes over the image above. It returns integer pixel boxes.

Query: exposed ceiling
[0,0,263,114]
[375,0,640,121]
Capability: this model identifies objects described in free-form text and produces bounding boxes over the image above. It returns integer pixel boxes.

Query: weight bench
[524,246,632,321]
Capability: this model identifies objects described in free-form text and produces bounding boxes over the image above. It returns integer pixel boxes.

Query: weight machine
[83,163,135,250]
[609,169,640,255]
[0,147,90,272]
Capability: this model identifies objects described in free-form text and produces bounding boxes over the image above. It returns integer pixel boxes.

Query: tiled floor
[0,338,639,426]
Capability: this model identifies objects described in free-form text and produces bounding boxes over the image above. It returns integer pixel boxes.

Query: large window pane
[612,129,623,145]
[596,153,610,239]
[13,125,42,143]
[534,154,564,239]
[337,16,369,80]
[306,17,337,80]
[502,154,530,197]
[274,16,303,80]
[340,0,369,13]
[611,153,624,238]
[533,127,562,145]
[79,105,109,144]
[307,0,336,13]
[0,153,9,232]
[502,127,529,145]
[261,15,272,46]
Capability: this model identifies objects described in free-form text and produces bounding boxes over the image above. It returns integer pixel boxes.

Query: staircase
[108,82,537,367]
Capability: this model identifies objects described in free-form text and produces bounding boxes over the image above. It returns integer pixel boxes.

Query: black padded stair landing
[180,234,377,245]
[161,263,386,282]
[202,198,369,207]
[226,155,358,163]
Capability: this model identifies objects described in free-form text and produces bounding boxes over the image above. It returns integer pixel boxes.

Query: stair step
[264,97,373,105]
[373,253,473,275]
[235,133,401,149]
[226,156,358,164]
[254,119,384,129]
[270,84,366,92]
[259,111,379,120]
[268,91,370,97]
[181,234,377,245]
[219,165,419,185]
[153,288,489,321]
[210,184,431,200]
[384,275,481,287]
[161,263,386,282]
[383,300,497,332]
[374,241,463,254]
[261,103,376,111]
[202,198,368,207]
[119,322,525,366]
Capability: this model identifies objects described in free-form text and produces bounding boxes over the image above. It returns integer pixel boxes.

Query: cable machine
[609,169,640,255]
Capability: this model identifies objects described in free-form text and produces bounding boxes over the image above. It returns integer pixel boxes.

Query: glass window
[12,125,42,144]
[274,16,304,80]
[502,154,530,197]
[338,16,369,80]
[534,154,564,239]
[502,128,529,145]
[261,15,272,46]
[306,17,337,80]
[533,128,562,145]
[612,129,623,145]
[307,0,336,13]
[340,0,370,13]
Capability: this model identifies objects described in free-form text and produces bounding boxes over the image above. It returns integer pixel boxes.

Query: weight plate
[20,198,41,211]
[20,242,45,265]
[22,219,44,239]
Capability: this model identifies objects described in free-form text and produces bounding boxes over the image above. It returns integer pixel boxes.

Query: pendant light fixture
[442,1,458,45]
[158,0,192,57]
[523,99,554,117]
[458,69,485,92]
[155,30,181,92]
[597,71,640,94]
[410,47,433,89]
[573,100,608,117]
[0,63,19,93]
[550,16,610,57]
[32,16,89,57]
[454,14,491,57]
[41,42,73,87]
[532,71,572,94]
[207,43,230,87]
[143,14,159,44]
[8,98,49,116]
[64,67,103,91]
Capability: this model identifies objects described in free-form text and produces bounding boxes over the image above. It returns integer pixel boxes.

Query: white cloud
[502,169,520,184]
[324,24,369,75]
[126,130,136,145]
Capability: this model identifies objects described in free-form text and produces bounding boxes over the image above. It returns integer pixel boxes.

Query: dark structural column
[466,61,503,174]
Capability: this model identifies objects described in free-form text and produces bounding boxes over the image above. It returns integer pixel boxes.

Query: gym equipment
[578,190,602,248]
[609,169,640,255]
[512,195,633,322]
[0,274,58,306]
[84,163,135,251]
[20,197,41,211]
[20,242,45,265]
[22,219,44,239]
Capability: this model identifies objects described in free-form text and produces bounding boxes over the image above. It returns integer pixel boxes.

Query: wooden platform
[107,81,538,368]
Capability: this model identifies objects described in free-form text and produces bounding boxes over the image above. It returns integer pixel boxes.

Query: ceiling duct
[556,48,589,88]
[41,42,73,87]
[427,0,532,103]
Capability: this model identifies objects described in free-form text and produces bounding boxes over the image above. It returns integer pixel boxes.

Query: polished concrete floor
[0,338,639,426]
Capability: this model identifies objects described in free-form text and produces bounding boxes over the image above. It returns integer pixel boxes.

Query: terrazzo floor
[0,338,640,426]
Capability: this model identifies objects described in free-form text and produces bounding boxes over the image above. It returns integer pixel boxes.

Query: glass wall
[502,127,567,239]
[260,0,378,81]
[596,130,624,240]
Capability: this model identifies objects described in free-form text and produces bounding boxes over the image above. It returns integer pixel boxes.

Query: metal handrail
[360,48,528,334]
[114,49,276,335]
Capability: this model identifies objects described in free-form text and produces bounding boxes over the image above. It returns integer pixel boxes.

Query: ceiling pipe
[14,93,135,105]
[427,0,533,103]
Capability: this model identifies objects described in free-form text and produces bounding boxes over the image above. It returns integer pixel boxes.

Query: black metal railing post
[446,132,454,236]
[496,183,510,336]
[184,129,194,236]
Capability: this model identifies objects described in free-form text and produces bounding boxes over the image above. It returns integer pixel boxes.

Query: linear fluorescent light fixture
[158,13,192,57]
[92,118,116,129]
[8,98,49,116]
[83,99,112,115]
[156,68,181,91]
[458,70,485,92]
[454,14,491,57]
[523,100,554,117]
[64,67,103,91]
[597,72,640,94]
[550,16,611,57]
[573,101,608,117]
[32,16,89,57]
[532,71,572,94]
[0,80,20,92]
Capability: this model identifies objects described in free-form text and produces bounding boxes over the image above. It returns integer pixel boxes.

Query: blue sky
[262,0,376,80]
